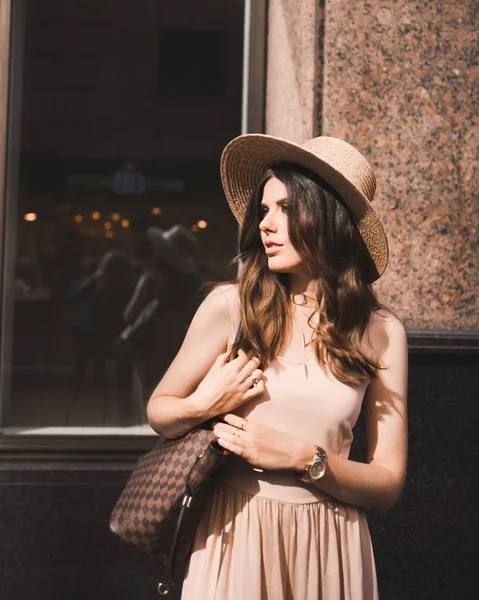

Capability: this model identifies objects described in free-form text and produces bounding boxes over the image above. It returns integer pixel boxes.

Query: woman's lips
[265,243,282,255]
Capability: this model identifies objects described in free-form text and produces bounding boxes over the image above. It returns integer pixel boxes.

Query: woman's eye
[259,204,287,217]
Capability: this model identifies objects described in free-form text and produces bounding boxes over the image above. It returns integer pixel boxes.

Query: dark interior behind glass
[1,0,244,430]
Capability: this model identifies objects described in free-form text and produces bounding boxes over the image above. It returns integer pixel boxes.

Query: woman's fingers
[213,421,246,445]
[212,421,233,437]
[230,351,263,387]
[215,349,232,366]
[213,417,252,459]
[239,366,263,391]
[239,356,261,379]
[206,349,263,414]
[242,377,265,399]
[232,349,257,369]
[217,348,256,370]
[223,414,249,430]
[216,436,244,457]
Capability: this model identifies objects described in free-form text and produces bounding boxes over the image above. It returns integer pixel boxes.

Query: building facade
[0,1,477,599]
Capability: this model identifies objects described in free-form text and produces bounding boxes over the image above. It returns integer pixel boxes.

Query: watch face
[309,459,326,480]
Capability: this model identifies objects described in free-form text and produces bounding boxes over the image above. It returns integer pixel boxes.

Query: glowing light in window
[104,222,112,230]
[121,219,130,228]
[112,212,121,221]
[74,215,83,223]
[92,212,101,220]
[24,213,37,222]
[151,207,161,216]
[197,220,208,229]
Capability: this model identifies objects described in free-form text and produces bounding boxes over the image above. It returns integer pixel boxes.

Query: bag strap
[157,492,193,595]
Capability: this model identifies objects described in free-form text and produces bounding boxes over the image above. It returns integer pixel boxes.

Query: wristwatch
[298,445,327,483]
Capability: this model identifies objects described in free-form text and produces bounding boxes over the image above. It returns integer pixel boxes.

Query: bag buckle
[157,582,171,595]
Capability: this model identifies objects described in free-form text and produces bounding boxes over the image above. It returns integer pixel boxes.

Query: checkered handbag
[109,428,228,594]
[109,324,242,595]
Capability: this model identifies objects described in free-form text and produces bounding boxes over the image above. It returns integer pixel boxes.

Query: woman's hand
[213,414,313,472]
[192,350,265,420]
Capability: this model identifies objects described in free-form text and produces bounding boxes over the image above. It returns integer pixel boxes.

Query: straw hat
[146,225,199,274]
[220,134,389,281]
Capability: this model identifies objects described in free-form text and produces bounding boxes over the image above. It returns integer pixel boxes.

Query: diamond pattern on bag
[109,428,225,562]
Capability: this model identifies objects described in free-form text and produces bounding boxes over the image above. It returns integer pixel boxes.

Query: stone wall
[266,0,322,143]
[266,0,478,330]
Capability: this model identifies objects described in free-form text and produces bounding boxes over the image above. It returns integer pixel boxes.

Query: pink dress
[181,287,379,600]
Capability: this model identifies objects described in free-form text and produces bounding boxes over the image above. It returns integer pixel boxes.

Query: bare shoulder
[197,283,232,315]
[209,281,239,303]
[192,282,239,328]
[206,282,240,312]
[364,308,408,361]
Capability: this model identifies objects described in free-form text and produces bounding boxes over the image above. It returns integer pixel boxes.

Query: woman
[147,134,408,600]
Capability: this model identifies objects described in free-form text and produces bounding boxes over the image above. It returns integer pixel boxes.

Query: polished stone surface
[0,463,181,600]
[265,0,477,330]
[352,354,478,599]
[322,0,478,329]
[265,0,322,143]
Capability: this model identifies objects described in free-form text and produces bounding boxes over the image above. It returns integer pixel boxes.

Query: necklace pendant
[301,332,309,377]
[291,292,308,306]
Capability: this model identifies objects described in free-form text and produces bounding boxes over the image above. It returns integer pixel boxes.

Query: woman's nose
[260,211,277,233]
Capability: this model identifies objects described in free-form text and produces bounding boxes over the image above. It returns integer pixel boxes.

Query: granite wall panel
[350,355,478,599]
[265,0,477,330]
[0,466,180,600]
[265,0,323,143]
[322,0,478,329]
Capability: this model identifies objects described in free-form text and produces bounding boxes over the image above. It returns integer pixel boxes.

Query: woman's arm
[309,313,408,509]
[293,312,408,509]
[215,312,408,510]
[147,286,264,439]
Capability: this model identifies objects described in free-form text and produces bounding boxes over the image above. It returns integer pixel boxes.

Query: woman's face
[259,177,306,276]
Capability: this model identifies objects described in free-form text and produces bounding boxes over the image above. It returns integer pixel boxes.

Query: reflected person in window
[91,250,134,389]
[124,225,204,406]
[147,135,408,600]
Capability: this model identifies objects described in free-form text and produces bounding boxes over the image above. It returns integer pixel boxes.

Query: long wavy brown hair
[229,163,385,386]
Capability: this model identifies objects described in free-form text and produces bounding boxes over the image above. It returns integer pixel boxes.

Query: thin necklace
[291,304,317,378]
[296,304,316,344]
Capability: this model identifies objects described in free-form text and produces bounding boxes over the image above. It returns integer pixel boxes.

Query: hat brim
[146,227,197,275]
[220,134,389,282]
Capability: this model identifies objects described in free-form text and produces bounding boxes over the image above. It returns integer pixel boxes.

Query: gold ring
[240,419,248,431]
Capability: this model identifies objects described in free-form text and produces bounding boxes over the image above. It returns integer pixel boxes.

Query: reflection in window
[1,0,244,430]
[158,27,226,97]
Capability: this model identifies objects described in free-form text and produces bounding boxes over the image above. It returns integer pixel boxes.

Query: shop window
[158,27,225,97]
[0,0,251,440]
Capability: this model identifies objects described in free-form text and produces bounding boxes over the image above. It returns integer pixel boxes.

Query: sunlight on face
[259,177,306,276]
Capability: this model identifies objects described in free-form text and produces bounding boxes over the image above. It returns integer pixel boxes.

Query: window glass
[0,0,244,431]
